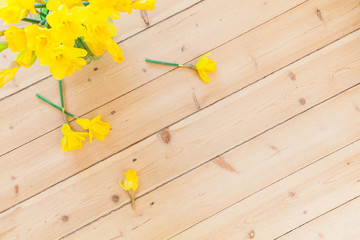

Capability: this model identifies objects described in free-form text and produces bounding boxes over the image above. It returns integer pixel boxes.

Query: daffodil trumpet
[145,52,216,83]
[36,94,77,118]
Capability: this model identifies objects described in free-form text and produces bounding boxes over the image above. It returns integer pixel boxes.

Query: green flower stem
[34,3,47,8]
[36,9,48,18]
[145,58,180,67]
[58,79,69,124]
[36,94,76,118]
[129,190,136,211]
[22,17,41,24]
[58,80,65,109]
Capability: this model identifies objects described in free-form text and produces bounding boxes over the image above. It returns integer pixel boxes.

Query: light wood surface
[1,0,360,239]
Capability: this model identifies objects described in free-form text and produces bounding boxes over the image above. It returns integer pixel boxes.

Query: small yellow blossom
[0,0,36,25]
[0,61,19,88]
[195,52,216,83]
[0,30,4,37]
[113,0,132,14]
[25,25,59,59]
[88,0,121,19]
[4,25,27,52]
[81,10,124,62]
[46,5,86,46]
[39,44,87,80]
[60,123,89,151]
[119,169,139,210]
[16,49,36,68]
[46,0,83,11]
[76,115,111,143]
[131,0,155,11]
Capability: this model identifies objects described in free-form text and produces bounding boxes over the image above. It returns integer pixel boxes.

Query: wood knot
[288,192,295,198]
[93,67,98,71]
[303,210,308,214]
[111,111,116,115]
[15,185,19,195]
[288,71,296,81]
[150,202,155,206]
[142,68,147,73]
[62,215,69,222]
[112,195,119,203]
[160,128,171,144]
[133,158,137,162]
[248,230,255,239]
[9,126,14,130]
[299,98,306,105]
[181,46,185,52]
[316,9,323,21]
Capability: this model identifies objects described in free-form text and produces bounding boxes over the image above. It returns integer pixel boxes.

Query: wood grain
[1,23,360,240]
[171,137,360,240]
[277,196,360,240]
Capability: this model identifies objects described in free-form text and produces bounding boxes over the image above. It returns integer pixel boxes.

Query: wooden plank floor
[1,0,360,239]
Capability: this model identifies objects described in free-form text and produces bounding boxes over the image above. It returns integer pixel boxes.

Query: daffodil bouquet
[0,0,155,151]
[0,0,155,84]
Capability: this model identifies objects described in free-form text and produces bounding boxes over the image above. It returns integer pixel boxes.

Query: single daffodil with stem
[145,52,216,83]
[119,169,139,210]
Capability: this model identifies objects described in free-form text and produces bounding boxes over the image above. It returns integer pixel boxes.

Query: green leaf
[0,42,8,52]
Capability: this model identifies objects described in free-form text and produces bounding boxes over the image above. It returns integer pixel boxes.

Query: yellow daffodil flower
[46,0,83,11]
[39,44,87,80]
[131,0,155,11]
[76,115,111,143]
[119,169,139,210]
[146,52,216,82]
[25,25,60,59]
[4,25,27,52]
[60,123,89,151]
[81,11,124,62]
[113,0,132,14]
[88,0,121,19]
[195,52,216,83]
[16,49,36,68]
[106,39,124,63]
[0,61,19,88]
[0,0,36,25]
[46,5,86,46]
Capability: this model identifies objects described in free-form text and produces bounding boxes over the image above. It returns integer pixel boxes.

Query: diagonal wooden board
[1,22,360,240]
[0,0,203,99]
[0,0,308,156]
[170,133,360,240]
[1,0,359,214]
[277,196,360,240]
